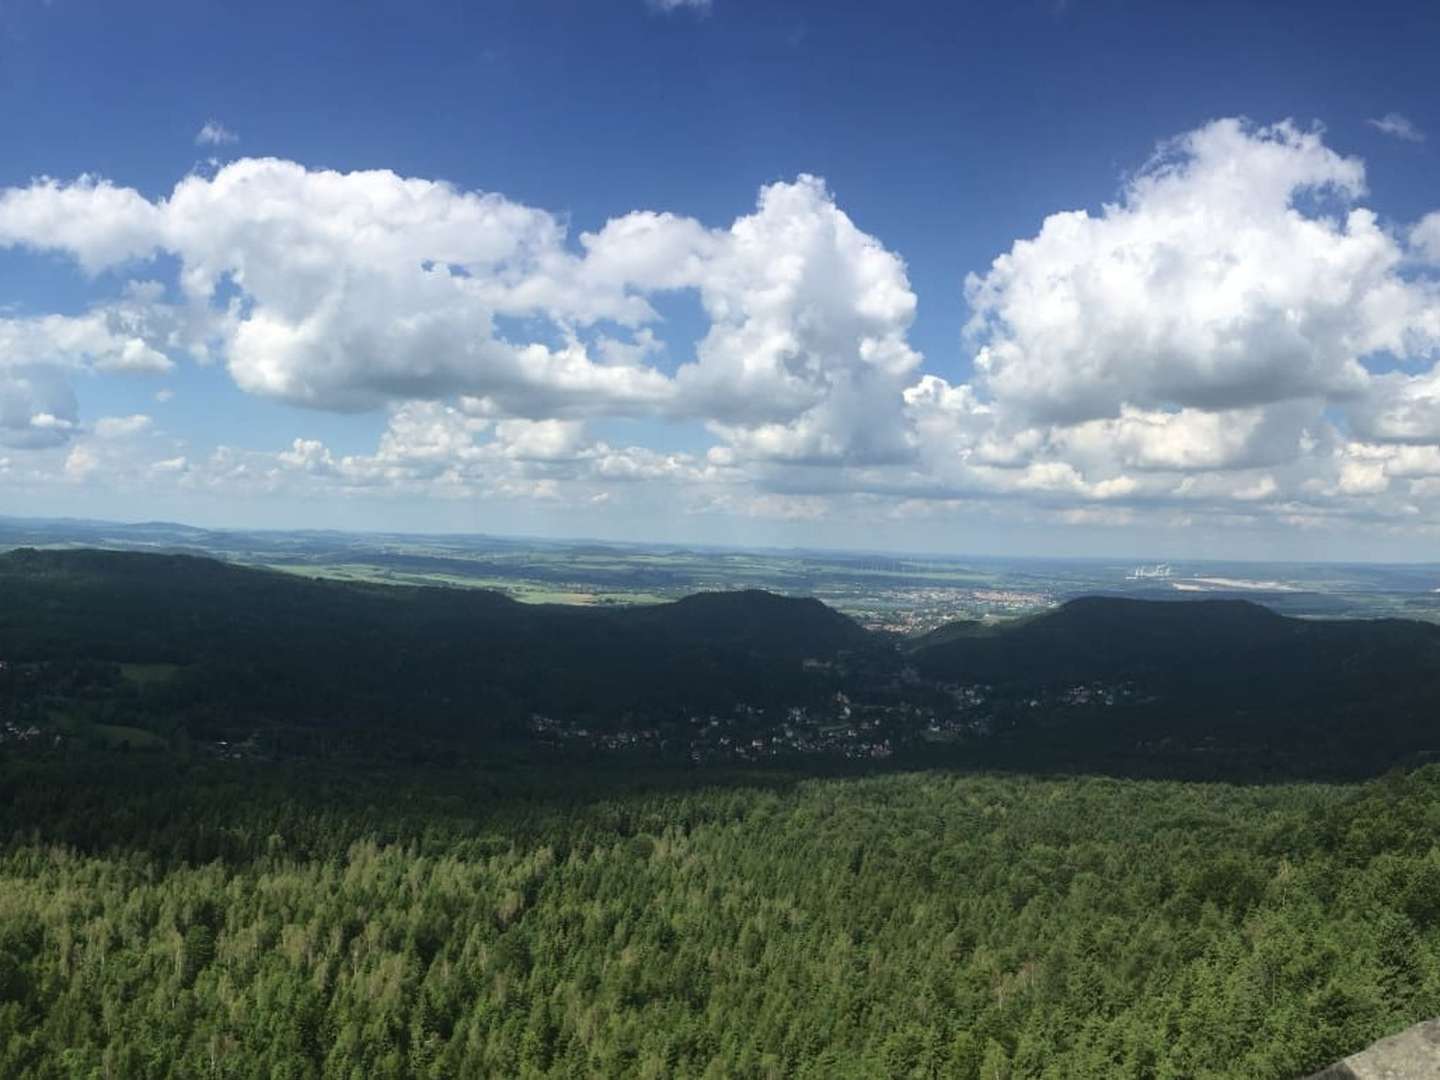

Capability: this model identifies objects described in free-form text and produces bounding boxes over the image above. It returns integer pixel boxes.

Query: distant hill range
[4,548,1440,776]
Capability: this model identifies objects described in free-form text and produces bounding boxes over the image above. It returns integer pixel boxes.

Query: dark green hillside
[913,596,1440,686]
[0,548,861,743]
[9,548,1440,776]
[621,589,869,658]
[0,546,518,663]
[909,597,1440,774]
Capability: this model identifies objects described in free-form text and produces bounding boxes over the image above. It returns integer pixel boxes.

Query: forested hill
[908,595,1440,685]
[909,596,1440,775]
[0,548,866,663]
[0,548,869,740]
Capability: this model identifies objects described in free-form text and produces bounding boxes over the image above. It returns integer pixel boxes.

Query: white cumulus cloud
[4,118,1440,546]
[0,162,920,471]
[0,176,163,273]
[963,119,1433,423]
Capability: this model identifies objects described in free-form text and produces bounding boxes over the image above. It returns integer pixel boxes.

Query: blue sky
[2,0,1440,559]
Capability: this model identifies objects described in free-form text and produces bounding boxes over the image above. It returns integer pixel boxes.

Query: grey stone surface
[1303,1020,1440,1079]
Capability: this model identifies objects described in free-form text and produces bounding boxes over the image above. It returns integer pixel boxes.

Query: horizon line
[2,512,1438,570]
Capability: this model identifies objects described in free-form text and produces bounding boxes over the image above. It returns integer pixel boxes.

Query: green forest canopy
[3,757,1440,1078]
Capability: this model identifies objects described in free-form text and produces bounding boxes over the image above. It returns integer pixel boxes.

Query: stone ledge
[1303,1020,1440,1079]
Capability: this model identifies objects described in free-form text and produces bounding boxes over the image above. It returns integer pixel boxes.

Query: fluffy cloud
[0,177,163,273]
[1051,402,1319,474]
[5,119,1440,545]
[2,161,662,412]
[160,159,676,413]
[0,163,919,470]
[0,295,182,448]
[258,400,735,505]
[1412,213,1440,264]
[674,176,921,463]
[879,118,1440,531]
[964,120,1434,423]
[1351,368,1440,443]
[564,176,923,463]
[0,306,174,376]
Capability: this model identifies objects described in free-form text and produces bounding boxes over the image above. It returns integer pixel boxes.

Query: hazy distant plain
[3,515,1438,633]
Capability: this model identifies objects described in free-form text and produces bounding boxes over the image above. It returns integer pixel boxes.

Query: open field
[45,708,171,751]
[264,562,672,605]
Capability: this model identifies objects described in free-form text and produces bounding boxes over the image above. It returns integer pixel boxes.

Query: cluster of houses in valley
[525,673,1145,764]
[2,663,50,751]
[528,694,900,763]
[1057,681,1135,707]
[527,688,958,763]
[0,716,66,751]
